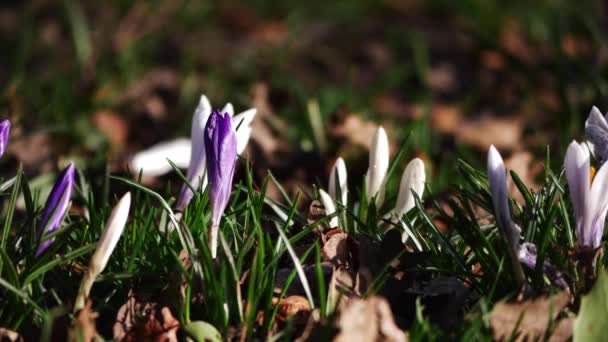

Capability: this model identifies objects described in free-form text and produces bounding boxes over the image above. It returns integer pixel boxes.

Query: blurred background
[0,0,606,199]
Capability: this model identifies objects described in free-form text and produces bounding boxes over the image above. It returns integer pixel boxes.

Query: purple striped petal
[205,110,237,225]
[0,120,10,158]
[35,163,76,257]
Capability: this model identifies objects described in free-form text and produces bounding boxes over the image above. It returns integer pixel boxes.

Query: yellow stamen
[590,166,597,185]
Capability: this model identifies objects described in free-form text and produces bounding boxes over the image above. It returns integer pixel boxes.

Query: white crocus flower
[74,192,131,310]
[176,95,213,210]
[565,140,608,249]
[129,138,191,177]
[129,96,256,180]
[365,126,389,207]
[328,157,348,206]
[127,95,256,211]
[319,189,339,228]
[394,158,425,218]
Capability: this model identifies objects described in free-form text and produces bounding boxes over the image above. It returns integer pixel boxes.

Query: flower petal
[365,126,389,206]
[329,157,348,206]
[319,189,339,228]
[585,106,608,162]
[222,102,234,117]
[35,163,76,256]
[232,108,257,154]
[89,192,131,274]
[565,141,591,246]
[129,138,191,177]
[394,158,425,217]
[0,119,10,158]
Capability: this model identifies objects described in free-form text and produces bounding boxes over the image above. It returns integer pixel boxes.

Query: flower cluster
[319,125,426,242]
[486,106,608,289]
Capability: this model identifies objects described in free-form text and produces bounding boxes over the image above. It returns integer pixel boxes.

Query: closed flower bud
[0,119,10,158]
[328,157,348,206]
[74,193,131,310]
[365,126,389,207]
[36,163,76,257]
[205,110,237,258]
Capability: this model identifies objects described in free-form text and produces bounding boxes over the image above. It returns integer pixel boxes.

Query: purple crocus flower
[35,163,76,256]
[488,146,570,290]
[205,110,237,259]
[0,120,10,158]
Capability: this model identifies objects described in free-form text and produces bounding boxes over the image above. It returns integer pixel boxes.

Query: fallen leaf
[491,290,571,341]
[504,151,542,204]
[456,115,523,150]
[427,63,458,93]
[8,132,54,172]
[69,300,98,342]
[322,232,350,266]
[331,113,379,149]
[275,295,312,325]
[335,296,407,342]
[113,293,180,342]
[92,110,128,147]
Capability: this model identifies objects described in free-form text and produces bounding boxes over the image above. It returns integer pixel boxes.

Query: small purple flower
[205,110,237,258]
[0,120,10,158]
[35,163,76,256]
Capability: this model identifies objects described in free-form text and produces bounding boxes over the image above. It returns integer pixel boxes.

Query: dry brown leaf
[113,294,180,342]
[456,115,523,150]
[8,132,53,172]
[428,104,463,134]
[372,95,415,120]
[322,232,350,266]
[69,300,98,342]
[490,290,572,341]
[92,110,128,147]
[0,327,23,342]
[332,114,378,149]
[251,21,288,45]
[427,63,457,93]
[429,105,523,150]
[504,151,542,204]
[249,82,291,159]
[335,296,407,342]
[549,317,575,342]
[275,296,312,325]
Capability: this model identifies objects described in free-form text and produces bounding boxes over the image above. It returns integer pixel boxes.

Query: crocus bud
[129,138,192,177]
[36,163,76,257]
[365,126,389,207]
[565,140,608,249]
[175,96,256,212]
[487,145,525,286]
[319,189,339,228]
[176,95,213,211]
[328,157,348,205]
[394,158,425,218]
[205,110,237,259]
[74,192,131,310]
[0,119,10,158]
